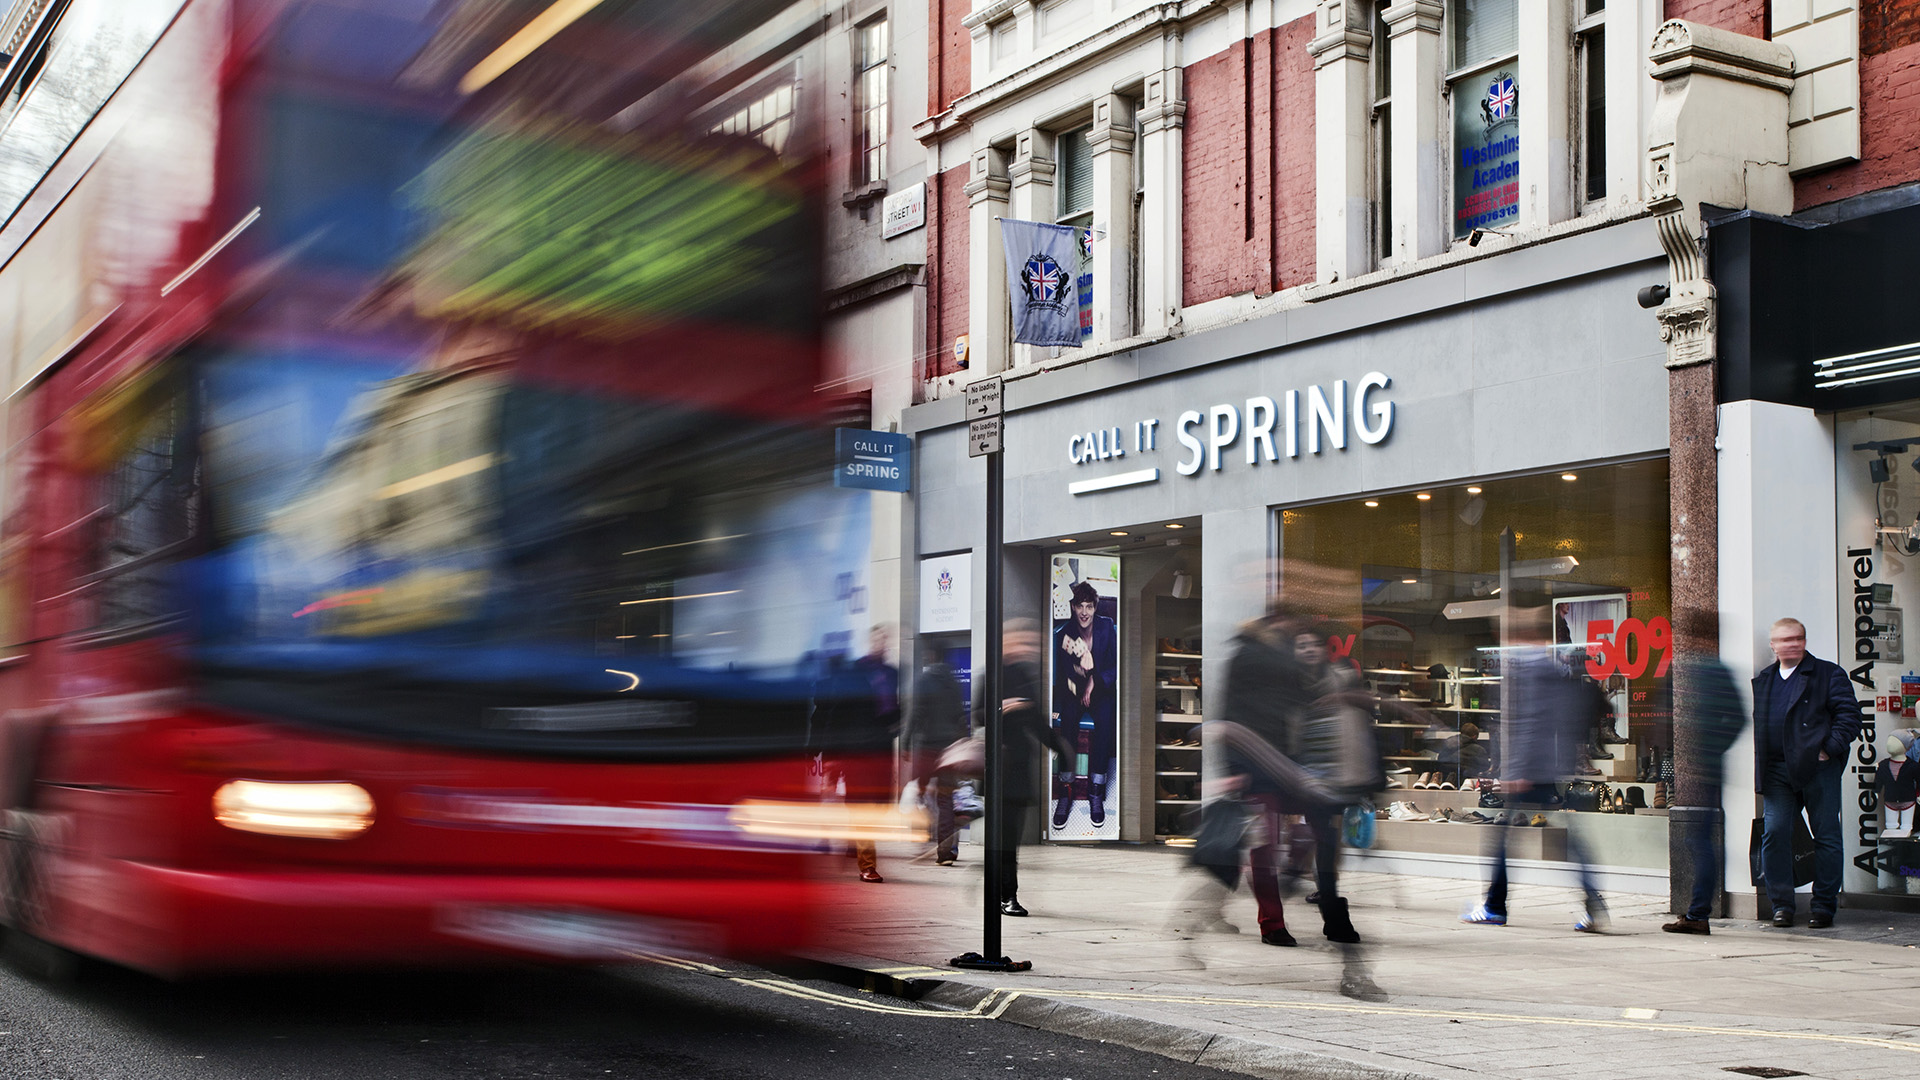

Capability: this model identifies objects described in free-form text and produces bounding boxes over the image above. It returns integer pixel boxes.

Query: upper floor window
[711,77,796,156]
[1371,1,1393,264]
[1447,0,1519,240]
[856,17,889,185]
[1578,0,1606,205]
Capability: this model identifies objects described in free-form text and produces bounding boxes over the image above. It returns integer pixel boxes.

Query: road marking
[628,951,1023,1020]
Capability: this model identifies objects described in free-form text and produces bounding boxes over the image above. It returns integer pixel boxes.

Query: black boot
[1321,896,1361,944]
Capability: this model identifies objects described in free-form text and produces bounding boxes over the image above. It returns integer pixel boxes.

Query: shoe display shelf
[1154,648,1204,841]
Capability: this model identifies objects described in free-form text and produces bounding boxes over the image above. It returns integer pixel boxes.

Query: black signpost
[951,377,1029,973]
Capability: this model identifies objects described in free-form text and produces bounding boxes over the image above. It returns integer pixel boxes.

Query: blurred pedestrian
[1052,581,1118,828]
[1215,613,1373,946]
[904,643,967,865]
[1463,603,1608,931]
[812,626,901,884]
[1662,609,1747,935]
[985,619,1076,916]
[1752,616,1859,929]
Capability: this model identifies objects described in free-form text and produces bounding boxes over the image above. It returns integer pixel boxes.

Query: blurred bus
[0,0,891,977]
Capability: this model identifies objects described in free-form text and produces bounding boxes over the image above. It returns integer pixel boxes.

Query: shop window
[855,16,889,186]
[1448,0,1519,240]
[1278,460,1673,866]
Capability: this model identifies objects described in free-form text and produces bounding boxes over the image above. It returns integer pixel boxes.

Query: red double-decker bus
[0,0,892,977]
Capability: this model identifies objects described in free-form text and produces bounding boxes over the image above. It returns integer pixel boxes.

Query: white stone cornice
[1648,18,1794,93]
[946,3,1183,129]
[961,0,1023,32]
[1308,27,1370,67]
[1380,0,1440,35]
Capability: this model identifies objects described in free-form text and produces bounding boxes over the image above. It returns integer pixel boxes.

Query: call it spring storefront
[903,223,1681,891]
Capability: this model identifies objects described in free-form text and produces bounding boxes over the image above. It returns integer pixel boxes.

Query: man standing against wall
[1753,617,1861,928]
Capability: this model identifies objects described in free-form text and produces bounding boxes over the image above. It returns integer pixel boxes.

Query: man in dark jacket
[904,645,967,865]
[1753,617,1861,928]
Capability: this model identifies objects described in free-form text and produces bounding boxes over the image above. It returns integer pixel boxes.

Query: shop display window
[1278,460,1672,868]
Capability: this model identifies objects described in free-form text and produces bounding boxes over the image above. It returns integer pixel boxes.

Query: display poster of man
[1047,555,1120,840]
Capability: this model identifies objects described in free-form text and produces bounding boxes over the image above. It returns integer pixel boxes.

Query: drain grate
[1723,1069,1806,1078]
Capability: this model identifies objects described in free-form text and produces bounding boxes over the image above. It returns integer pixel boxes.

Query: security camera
[1872,456,1893,484]
[1636,285,1671,309]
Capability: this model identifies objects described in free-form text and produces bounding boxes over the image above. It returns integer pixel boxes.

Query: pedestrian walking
[1662,608,1747,935]
[982,619,1076,916]
[1752,616,1860,928]
[904,644,967,865]
[1463,603,1609,931]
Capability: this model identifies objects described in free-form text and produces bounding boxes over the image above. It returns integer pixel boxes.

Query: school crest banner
[999,219,1083,348]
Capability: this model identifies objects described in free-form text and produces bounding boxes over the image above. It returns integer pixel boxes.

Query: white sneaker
[1385,801,1423,821]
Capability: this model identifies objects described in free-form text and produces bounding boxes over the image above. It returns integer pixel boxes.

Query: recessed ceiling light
[1110,530,1129,536]
[1416,493,1432,501]
[1467,486,1482,494]
[1060,538,1078,544]
[1561,473,1577,481]
[1164,523,1184,529]
[1364,500,1379,507]
[1401,578,1418,584]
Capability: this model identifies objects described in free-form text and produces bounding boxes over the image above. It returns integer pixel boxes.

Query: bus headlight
[213,781,375,839]
[726,799,926,841]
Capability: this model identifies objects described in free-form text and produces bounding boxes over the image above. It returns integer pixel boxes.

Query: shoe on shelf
[1052,794,1073,828]
[1428,808,1454,823]
[1662,918,1710,935]
[1529,813,1549,827]
[1456,810,1494,824]
[1260,926,1298,946]
[860,870,884,883]
[1771,909,1795,928]
[1461,904,1507,926]
[1385,801,1423,821]
[1438,778,1458,790]
[1653,783,1669,810]
[1808,912,1834,929]
[1001,898,1029,917]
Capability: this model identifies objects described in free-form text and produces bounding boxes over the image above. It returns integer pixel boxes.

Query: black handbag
[1189,799,1249,890]
[1563,779,1609,813]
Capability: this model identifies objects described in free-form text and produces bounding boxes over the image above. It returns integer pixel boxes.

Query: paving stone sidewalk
[810,842,1920,1080]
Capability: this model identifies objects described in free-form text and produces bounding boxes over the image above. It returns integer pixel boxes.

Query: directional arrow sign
[968,416,1002,457]
[965,377,1002,419]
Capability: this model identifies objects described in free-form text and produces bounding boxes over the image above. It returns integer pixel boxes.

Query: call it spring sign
[1064,373,1395,496]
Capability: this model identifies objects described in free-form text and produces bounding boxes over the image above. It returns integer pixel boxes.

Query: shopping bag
[897,779,921,817]
[1748,814,1817,887]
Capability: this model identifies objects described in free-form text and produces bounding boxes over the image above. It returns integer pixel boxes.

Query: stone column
[1643,19,1793,918]
[1007,129,1055,369]
[1088,93,1136,345]
[1137,53,1186,338]
[1382,0,1443,262]
[967,144,1012,377]
[1309,0,1372,282]
[1516,0,1571,228]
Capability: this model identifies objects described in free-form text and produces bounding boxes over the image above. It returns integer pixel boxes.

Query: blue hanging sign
[834,429,912,492]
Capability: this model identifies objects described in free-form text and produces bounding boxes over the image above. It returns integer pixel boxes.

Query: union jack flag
[1024,255,1064,302]
[1486,76,1516,120]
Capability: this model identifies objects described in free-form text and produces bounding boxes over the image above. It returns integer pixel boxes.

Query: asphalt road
[0,948,1247,1080]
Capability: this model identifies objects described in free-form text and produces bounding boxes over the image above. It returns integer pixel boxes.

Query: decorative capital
[1381,0,1442,36]
[1658,296,1716,369]
[1309,28,1371,66]
[1647,19,1794,91]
